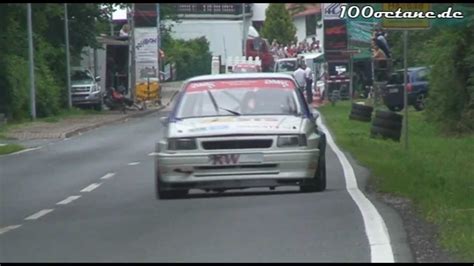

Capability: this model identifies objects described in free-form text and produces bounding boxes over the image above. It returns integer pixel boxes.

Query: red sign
[186,79,296,92]
[324,19,348,50]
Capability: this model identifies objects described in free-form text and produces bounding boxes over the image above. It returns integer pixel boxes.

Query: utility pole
[127,5,132,97]
[130,4,136,101]
[65,3,72,108]
[403,30,408,150]
[156,3,160,82]
[27,3,36,119]
[242,3,246,57]
[156,3,162,105]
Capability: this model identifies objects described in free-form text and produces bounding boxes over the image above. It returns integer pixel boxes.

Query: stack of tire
[349,103,373,122]
[370,110,403,142]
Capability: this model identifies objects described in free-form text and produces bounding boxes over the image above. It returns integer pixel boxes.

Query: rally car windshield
[176,80,302,119]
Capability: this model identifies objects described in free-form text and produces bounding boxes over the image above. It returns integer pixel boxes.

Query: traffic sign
[382,3,432,30]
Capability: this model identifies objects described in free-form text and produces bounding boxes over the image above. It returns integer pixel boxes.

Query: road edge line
[317,117,395,262]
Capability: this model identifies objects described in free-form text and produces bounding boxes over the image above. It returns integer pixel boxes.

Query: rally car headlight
[167,138,197,150]
[277,134,307,147]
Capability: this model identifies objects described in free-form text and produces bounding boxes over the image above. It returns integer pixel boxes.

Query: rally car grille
[201,139,273,150]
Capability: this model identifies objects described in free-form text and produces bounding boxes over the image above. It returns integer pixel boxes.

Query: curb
[63,89,180,139]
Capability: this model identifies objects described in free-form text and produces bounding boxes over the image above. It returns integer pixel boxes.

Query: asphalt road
[0,107,413,262]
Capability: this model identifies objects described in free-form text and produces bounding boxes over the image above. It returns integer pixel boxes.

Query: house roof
[286,3,321,18]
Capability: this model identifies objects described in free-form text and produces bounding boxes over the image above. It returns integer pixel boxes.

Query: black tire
[155,162,188,200]
[387,105,403,112]
[156,178,188,200]
[349,113,372,122]
[300,134,326,192]
[350,108,373,118]
[352,103,374,113]
[372,117,402,130]
[413,94,426,111]
[370,126,401,141]
[374,110,403,122]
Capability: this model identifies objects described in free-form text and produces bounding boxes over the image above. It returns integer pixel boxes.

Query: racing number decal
[209,154,240,165]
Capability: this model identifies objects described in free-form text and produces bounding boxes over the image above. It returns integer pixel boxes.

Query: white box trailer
[76,37,131,97]
[166,20,245,64]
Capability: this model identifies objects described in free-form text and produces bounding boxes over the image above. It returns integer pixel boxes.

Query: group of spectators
[270,37,322,60]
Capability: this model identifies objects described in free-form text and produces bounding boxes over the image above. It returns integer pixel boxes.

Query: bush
[0,55,30,120]
[164,36,212,80]
[424,27,474,134]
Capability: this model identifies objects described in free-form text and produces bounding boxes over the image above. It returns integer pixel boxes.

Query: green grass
[0,107,102,136]
[319,101,474,261]
[0,144,24,155]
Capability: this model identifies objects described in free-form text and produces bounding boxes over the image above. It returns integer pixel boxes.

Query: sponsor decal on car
[186,79,296,92]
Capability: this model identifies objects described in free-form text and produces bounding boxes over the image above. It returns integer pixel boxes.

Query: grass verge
[319,101,473,261]
[0,107,102,137]
[0,144,24,155]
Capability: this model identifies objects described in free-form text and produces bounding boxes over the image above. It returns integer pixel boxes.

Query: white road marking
[148,152,159,156]
[100,172,115,180]
[0,225,22,235]
[0,143,7,147]
[128,162,140,166]
[25,209,54,220]
[56,195,81,205]
[317,118,395,263]
[80,183,101,192]
[6,146,43,156]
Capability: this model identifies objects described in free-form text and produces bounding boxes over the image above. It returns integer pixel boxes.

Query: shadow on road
[162,188,339,200]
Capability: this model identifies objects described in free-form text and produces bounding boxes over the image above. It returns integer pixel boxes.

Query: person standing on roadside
[304,63,314,104]
[293,63,306,92]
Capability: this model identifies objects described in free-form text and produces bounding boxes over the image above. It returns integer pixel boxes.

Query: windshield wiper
[206,89,241,116]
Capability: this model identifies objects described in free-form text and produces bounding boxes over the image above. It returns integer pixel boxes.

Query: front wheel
[156,170,188,200]
[300,135,327,193]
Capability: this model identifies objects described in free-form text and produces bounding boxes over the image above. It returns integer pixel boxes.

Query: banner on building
[322,3,345,20]
[134,27,159,83]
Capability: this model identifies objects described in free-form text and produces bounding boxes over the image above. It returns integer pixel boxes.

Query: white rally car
[155,73,326,199]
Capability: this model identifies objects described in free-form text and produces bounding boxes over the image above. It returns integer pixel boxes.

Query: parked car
[71,68,103,110]
[232,63,262,73]
[382,67,430,112]
[274,58,298,76]
[155,73,327,199]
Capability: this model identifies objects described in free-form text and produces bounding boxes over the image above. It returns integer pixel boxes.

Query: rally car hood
[167,115,305,138]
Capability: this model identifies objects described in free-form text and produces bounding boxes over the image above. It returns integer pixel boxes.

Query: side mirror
[95,76,101,82]
[160,116,168,126]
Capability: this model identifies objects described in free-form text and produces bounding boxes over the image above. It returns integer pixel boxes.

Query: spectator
[304,63,314,104]
[297,42,304,54]
[277,45,285,59]
[310,37,320,52]
[293,64,306,89]
[374,29,391,58]
[119,24,130,37]
[373,45,387,60]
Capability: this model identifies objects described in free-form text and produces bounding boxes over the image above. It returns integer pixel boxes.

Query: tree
[0,4,113,120]
[386,4,474,133]
[261,4,297,45]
